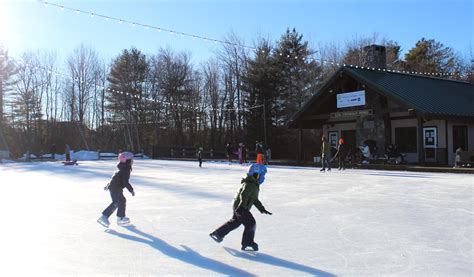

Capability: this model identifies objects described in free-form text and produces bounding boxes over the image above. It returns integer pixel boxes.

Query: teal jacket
[233,176,265,212]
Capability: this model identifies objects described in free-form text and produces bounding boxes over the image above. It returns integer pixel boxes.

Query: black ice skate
[241,242,259,251]
[209,232,223,243]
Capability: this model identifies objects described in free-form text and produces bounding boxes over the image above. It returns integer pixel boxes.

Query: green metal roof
[343,67,474,118]
[289,67,474,128]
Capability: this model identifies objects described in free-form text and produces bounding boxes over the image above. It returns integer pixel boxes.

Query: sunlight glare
[0,3,13,46]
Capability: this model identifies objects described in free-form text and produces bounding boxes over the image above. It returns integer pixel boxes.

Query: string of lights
[38,1,472,78]
[40,1,254,50]
[335,64,471,78]
[7,54,265,113]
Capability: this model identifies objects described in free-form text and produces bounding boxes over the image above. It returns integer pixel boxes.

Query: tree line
[0,30,472,159]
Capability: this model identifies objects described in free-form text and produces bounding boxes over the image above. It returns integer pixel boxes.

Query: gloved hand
[104,183,110,191]
[130,190,135,197]
[261,207,272,215]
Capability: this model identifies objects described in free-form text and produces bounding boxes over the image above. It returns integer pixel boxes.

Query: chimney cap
[363,44,386,51]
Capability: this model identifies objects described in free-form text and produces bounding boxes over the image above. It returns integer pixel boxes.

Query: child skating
[97,152,135,227]
[209,163,272,251]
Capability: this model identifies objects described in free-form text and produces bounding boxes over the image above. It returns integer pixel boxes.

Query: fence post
[141,149,144,159]
[97,149,101,160]
[171,148,174,157]
[210,149,214,157]
[26,151,31,162]
[182,148,186,157]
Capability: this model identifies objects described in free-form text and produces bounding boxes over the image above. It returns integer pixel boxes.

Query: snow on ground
[0,160,472,276]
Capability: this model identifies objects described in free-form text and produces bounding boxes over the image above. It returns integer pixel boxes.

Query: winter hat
[118,152,134,163]
[247,163,267,185]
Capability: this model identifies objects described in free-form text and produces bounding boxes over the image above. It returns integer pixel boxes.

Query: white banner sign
[336,90,366,108]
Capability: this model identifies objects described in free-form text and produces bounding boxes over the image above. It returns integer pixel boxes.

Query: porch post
[298,124,303,161]
[417,116,425,164]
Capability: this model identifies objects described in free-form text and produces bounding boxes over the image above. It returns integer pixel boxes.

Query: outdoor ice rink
[0,159,472,276]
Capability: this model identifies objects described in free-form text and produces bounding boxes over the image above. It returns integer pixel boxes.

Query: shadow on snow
[224,246,336,277]
[106,225,255,276]
[6,161,230,202]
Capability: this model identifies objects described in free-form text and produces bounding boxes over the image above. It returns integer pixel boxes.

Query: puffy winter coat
[109,162,134,193]
[233,176,265,212]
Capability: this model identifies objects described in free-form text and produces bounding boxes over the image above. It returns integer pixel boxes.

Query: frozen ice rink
[0,160,472,276]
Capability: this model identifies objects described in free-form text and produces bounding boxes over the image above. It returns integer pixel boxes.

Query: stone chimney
[355,45,389,155]
[364,45,386,69]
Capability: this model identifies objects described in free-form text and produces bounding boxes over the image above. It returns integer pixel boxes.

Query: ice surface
[0,160,472,276]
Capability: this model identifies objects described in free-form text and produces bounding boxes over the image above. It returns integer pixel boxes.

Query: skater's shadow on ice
[224,247,336,277]
[366,172,433,178]
[106,226,255,276]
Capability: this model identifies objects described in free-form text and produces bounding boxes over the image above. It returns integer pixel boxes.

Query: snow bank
[13,150,147,162]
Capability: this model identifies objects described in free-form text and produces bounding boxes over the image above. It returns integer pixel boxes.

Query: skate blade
[209,234,222,243]
[241,247,258,252]
[242,249,258,252]
[117,222,131,227]
[97,220,110,228]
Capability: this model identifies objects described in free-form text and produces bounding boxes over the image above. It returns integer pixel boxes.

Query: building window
[395,127,417,153]
[453,126,468,152]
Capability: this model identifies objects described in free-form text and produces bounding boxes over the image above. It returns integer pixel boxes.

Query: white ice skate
[117,216,131,226]
[97,215,110,228]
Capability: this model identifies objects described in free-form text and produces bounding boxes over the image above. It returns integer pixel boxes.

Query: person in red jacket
[97,152,135,227]
[333,138,349,170]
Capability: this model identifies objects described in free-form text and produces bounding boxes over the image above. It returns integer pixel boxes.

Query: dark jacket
[334,143,349,159]
[321,140,331,157]
[109,162,134,193]
[233,176,265,212]
[255,143,263,154]
[226,145,233,155]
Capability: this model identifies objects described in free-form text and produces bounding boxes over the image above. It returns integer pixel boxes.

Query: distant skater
[255,140,264,164]
[209,163,272,251]
[320,135,331,172]
[332,138,349,170]
[226,143,233,164]
[97,152,135,227]
[197,147,203,168]
[238,143,244,164]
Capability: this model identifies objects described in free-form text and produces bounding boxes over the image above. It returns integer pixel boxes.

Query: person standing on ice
[332,138,349,170]
[97,152,135,227]
[209,163,272,251]
[226,143,233,164]
[255,140,264,164]
[197,147,203,168]
[320,135,331,172]
[238,143,244,164]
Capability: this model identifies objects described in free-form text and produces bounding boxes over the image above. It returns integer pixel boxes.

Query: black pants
[102,188,126,218]
[338,157,346,169]
[322,155,331,170]
[213,208,256,246]
[198,157,202,167]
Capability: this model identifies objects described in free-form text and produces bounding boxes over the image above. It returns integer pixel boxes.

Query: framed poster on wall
[328,131,339,148]
[423,127,437,162]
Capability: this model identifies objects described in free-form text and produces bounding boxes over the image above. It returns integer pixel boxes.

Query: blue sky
[1,0,472,66]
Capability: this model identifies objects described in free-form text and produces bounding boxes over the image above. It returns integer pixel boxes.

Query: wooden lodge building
[288,45,474,166]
